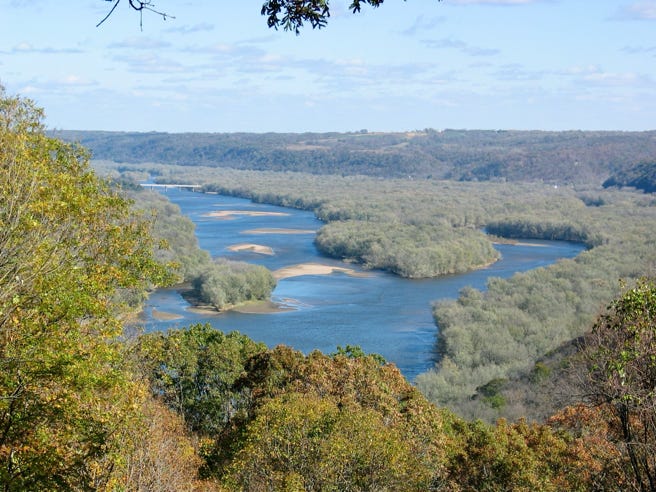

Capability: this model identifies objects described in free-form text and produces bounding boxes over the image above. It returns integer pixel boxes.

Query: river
[142,189,585,381]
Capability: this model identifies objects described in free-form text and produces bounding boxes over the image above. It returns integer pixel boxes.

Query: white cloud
[111,53,186,74]
[10,43,82,54]
[616,2,656,20]
[422,38,500,57]
[108,37,172,50]
[622,45,656,54]
[165,23,215,35]
[401,15,446,36]
[58,75,97,87]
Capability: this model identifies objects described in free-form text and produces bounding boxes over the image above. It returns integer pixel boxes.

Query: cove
[142,189,586,381]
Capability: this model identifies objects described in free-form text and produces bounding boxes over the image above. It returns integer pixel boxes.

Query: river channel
[142,189,585,381]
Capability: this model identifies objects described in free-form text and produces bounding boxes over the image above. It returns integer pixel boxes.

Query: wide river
[143,188,585,381]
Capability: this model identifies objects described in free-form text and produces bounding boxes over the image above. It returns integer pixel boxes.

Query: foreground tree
[582,278,656,491]
[0,87,172,489]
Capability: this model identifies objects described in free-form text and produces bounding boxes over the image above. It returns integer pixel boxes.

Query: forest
[57,128,656,187]
[4,89,656,490]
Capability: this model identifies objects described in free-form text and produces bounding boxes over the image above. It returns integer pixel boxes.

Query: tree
[262,0,442,33]
[582,278,656,491]
[135,323,267,436]
[102,0,441,33]
[0,86,171,489]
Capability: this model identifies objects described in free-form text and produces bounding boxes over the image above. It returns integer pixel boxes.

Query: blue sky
[1,0,655,132]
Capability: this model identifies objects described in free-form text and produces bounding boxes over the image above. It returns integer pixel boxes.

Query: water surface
[143,189,585,380]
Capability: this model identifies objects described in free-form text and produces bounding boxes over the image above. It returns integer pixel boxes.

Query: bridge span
[140,183,202,191]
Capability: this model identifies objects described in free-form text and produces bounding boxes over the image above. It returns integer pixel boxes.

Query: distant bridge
[140,183,202,191]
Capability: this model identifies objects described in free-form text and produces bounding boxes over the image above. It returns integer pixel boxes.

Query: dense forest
[603,160,656,193]
[56,128,656,186]
[5,89,656,490]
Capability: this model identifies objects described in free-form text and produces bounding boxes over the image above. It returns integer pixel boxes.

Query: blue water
[142,189,585,380]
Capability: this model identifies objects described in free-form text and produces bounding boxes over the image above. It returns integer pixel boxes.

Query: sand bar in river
[227,243,274,255]
[273,262,370,280]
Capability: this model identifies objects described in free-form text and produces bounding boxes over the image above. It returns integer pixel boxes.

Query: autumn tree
[581,278,656,491]
[0,87,172,490]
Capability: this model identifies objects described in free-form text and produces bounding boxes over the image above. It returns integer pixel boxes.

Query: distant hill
[603,160,656,193]
[52,129,656,186]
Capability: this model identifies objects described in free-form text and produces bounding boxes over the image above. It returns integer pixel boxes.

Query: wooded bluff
[55,128,656,191]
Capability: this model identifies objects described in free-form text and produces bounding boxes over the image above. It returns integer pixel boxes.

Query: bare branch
[97,0,175,30]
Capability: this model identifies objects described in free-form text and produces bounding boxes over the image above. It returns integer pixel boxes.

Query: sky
[1,0,655,133]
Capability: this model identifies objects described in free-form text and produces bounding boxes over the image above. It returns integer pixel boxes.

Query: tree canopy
[0,86,177,489]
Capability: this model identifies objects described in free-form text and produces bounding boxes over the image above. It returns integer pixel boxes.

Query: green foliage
[192,258,276,311]
[134,333,600,491]
[530,361,552,383]
[136,324,267,436]
[0,88,171,489]
[127,187,212,282]
[332,344,386,364]
[443,418,591,491]
[316,220,498,278]
[486,217,598,247]
[475,378,508,410]
[217,345,454,489]
[224,393,429,491]
[260,0,432,34]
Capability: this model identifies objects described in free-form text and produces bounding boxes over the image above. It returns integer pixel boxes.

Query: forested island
[4,91,656,490]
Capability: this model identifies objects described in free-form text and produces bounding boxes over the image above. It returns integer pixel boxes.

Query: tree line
[56,128,656,185]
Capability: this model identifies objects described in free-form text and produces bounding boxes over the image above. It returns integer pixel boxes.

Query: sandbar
[273,262,369,280]
[203,210,290,220]
[242,228,316,235]
[232,300,295,314]
[227,243,274,255]
[151,308,183,321]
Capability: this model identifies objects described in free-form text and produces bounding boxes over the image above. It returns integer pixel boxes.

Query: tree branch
[97,0,174,30]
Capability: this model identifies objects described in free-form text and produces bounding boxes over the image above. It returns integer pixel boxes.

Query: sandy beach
[151,308,184,321]
[227,243,274,255]
[203,210,290,220]
[273,262,368,280]
[242,228,316,235]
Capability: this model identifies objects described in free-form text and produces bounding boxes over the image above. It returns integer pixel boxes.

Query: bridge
[140,183,202,191]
